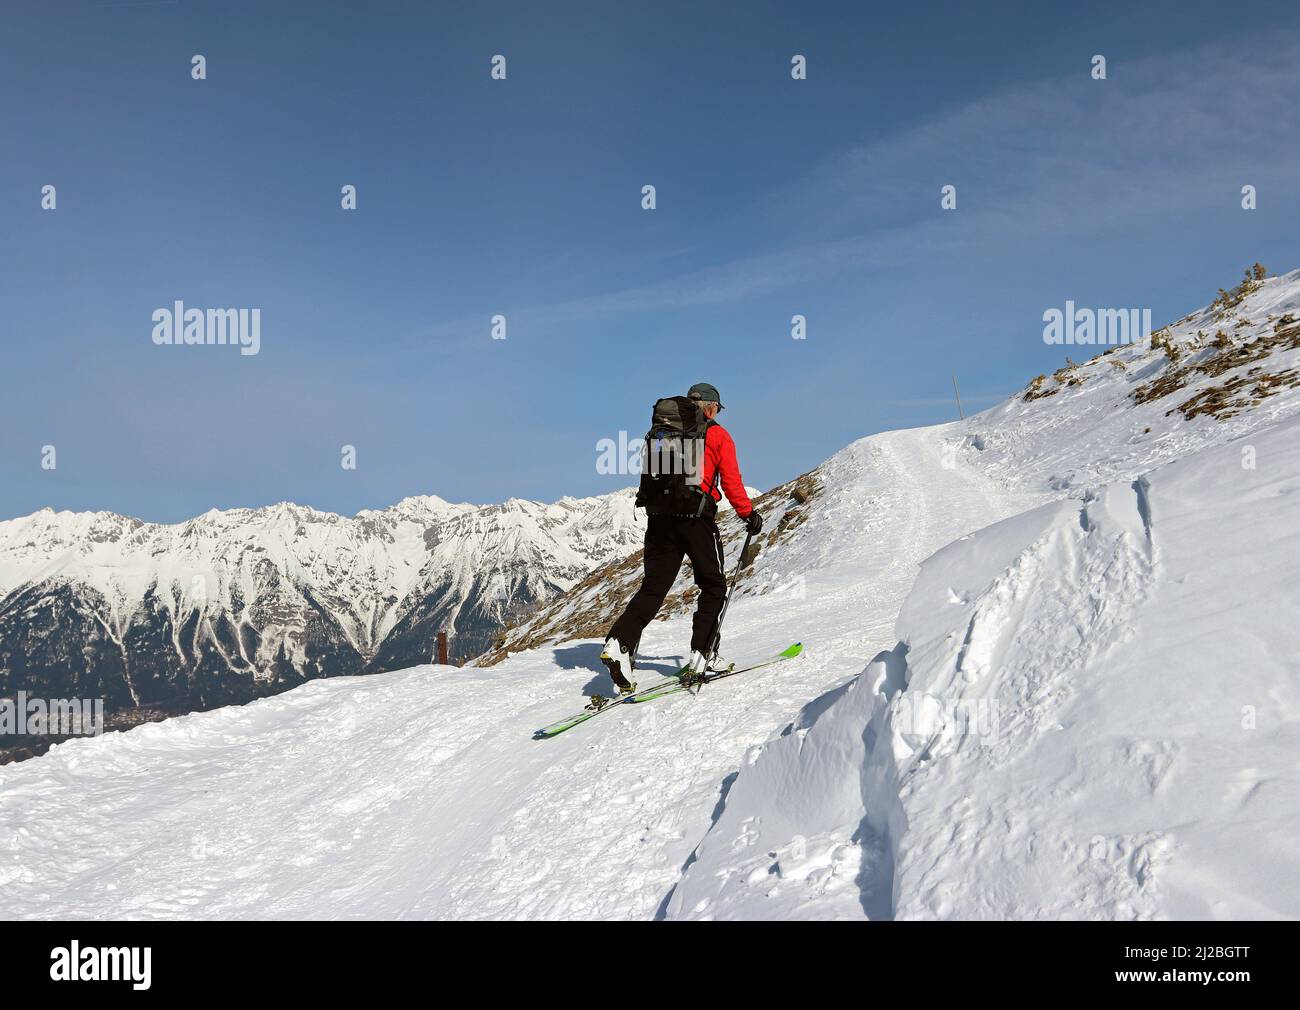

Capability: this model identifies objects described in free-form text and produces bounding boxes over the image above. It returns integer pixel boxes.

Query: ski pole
[704,527,754,665]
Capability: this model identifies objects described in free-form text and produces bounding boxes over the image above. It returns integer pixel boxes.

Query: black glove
[743,510,763,535]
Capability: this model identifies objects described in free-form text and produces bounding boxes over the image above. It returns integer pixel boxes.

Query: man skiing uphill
[600,383,762,695]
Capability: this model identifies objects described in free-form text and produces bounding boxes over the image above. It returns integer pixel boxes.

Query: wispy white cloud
[388,28,1300,353]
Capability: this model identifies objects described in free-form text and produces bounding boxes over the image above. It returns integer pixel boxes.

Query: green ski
[533,642,803,739]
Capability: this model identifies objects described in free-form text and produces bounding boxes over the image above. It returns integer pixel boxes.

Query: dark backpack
[635,396,719,518]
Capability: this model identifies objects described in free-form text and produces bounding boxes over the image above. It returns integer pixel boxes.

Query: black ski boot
[599,637,637,695]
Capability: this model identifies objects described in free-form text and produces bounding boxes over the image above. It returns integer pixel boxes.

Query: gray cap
[687,382,724,409]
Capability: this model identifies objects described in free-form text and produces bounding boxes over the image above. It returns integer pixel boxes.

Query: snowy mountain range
[0,490,645,729]
[2,266,1297,918]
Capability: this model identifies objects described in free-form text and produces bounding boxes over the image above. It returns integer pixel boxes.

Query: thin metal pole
[952,373,965,419]
[706,528,754,663]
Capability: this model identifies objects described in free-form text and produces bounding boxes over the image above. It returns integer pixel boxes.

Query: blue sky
[3,0,1299,522]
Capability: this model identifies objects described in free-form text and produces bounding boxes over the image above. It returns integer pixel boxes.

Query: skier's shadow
[551,643,683,696]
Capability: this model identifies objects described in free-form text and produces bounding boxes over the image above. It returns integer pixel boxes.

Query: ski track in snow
[0,425,1036,920]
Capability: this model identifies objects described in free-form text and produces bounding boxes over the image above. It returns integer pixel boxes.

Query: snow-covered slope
[0,490,644,721]
[0,421,1032,917]
[663,267,1300,920]
[2,267,1297,919]
[670,417,1300,919]
[966,264,1300,495]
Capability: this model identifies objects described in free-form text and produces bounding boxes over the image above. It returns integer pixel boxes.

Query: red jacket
[700,424,753,517]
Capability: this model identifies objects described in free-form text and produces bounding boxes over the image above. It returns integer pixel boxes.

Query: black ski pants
[609,514,727,656]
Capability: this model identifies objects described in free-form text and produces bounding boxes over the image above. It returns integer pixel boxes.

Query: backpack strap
[694,420,721,517]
